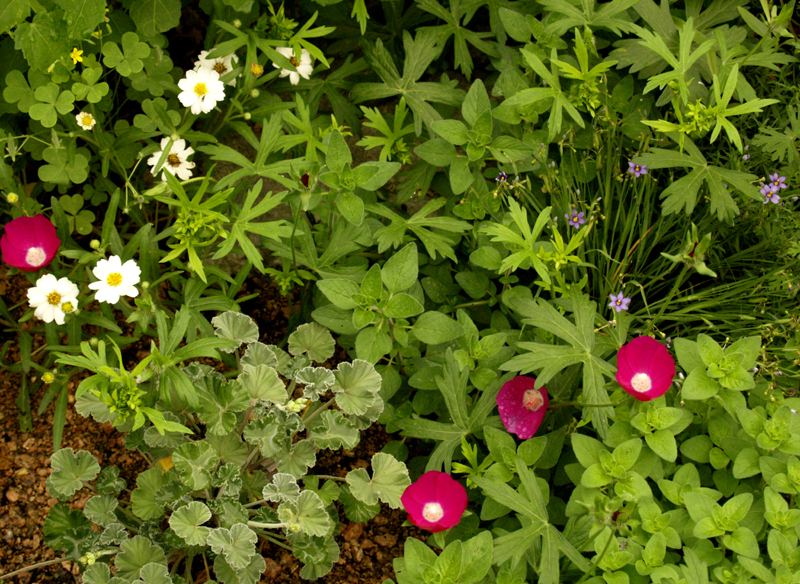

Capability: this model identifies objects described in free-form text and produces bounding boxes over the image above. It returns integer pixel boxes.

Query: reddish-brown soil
[0,269,426,583]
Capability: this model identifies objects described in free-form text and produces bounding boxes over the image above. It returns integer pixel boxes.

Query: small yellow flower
[70,47,84,65]
[250,62,264,77]
[6,193,19,203]
[42,372,55,384]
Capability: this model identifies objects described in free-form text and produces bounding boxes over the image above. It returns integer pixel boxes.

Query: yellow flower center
[167,153,181,167]
[62,302,74,313]
[213,62,228,74]
[194,83,208,97]
[80,114,93,127]
[251,63,264,77]
[290,56,299,67]
[47,292,62,306]
[107,273,123,287]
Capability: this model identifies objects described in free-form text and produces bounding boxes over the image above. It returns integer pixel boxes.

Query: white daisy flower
[147,137,196,181]
[76,111,96,130]
[27,274,79,325]
[194,50,239,86]
[177,68,225,115]
[88,255,141,304]
[273,47,313,85]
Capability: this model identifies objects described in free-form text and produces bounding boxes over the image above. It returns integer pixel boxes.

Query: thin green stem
[647,264,691,333]
[0,557,66,580]
[314,474,347,483]
[574,528,615,584]
[550,400,628,409]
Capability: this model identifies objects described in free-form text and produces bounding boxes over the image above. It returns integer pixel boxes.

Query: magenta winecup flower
[401,471,467,533]
[1,215,61,272]
[496,376,549,439]
[616,336,675,401]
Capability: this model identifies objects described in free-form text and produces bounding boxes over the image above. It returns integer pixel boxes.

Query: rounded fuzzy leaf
[84,495,118,527]
[262,473,300,503]
[238,363,287,404]
[169,501,212,546]
[132,563,171,584]
[288,322,336,363]
[115,536,167,582]
[309,410,360,450]
[332,359,382,415]
[173,441,219,491]
[46,448,101,499]
[275,440,317,478]
[296,366,336,400]
[207,523,258,570]
[345,452,410,509]
[280,490,332,537]
[212,311,259,353]
[130,468,170,520]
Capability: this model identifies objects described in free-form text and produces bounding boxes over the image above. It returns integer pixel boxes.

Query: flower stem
[0,557,66,580]
[647,264,690,333]
[574,528,615,584]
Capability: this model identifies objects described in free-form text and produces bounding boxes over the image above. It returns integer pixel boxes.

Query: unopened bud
[61,301,75,314]
[141,281,150,290]
[6,193,19,203]
[232,18,241,28]
[90,239,100,249]
[89,337,99,347]
[250,89,260,98]
[243,112,251,120]
[42,372,55,384]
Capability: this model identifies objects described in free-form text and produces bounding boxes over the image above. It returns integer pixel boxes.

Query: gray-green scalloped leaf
[241,342,279,368]
[114,535,167,583]
[262,472,301,503]
[131,563,171,584]
[100,522,129,545]
[82,562,112,584]
[46,448,101,500]
[173,441,219,491]
[243,415,289,458]
[296,367,336,400]
[348,395,384,430]
[332,360,382,416]
[207,523,258,570]
[212,312,259,353]
[288,323,336,362]
[346,452,410,509]
[276,440,317,478]
[130,468,171,520]
[169,501,212,546]
[309,410,360,450]
[238,363,286,404]
[214,553,266,584]
[84,495,118,527]
[278,490,331,537]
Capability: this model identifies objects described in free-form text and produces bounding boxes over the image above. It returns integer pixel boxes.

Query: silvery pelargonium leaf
[212,312,259,353]
[288,322,336,362]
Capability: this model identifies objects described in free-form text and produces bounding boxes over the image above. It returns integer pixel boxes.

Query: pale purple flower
[628,162,647,177]
[496,171,508,183]
[769,173,788,191]
[761,183,780,204]
[742,154,750,161]
[565,209,586,229]
[608,292,631,312]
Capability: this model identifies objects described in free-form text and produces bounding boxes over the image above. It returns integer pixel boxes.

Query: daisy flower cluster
[177,48,237,116]
[760,172,788,204]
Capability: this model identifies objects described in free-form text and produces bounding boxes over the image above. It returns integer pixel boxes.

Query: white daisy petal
[90,255,140,304]
[27,274,78,325]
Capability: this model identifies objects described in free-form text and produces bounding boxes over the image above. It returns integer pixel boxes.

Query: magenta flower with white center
[1,215,61,272]
[496,376,549,439]
[615,336,675,401]
[401,471,467,533]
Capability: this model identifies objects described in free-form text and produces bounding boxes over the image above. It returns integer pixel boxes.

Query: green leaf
[646,430,677,462]
[296,367,336,400]
[336,192,365,225]
[339,484,380,523]
[207,524,258,570]
[355,326,392,364]
[102,32,151,77]
[130,0,181,36]
[0,0,35,36]
[384,293,424,319]
[172,441,219,491]
[346,452,410,508]
[238,364,287,405]
[212,311,259,353]
[53,0,106,40]
[130,468,171,520]
[276,440,317,478]
[46,448,100,500]
[115,536,167,582]
[332,359,382,416]
[262,473,300,503]
[309,410,360,450]
[723,527,759,558]
[412,311,465,344]
[279,490,331,537]
[15,13,70,72]
[681,368,720,400]
[326,129,352,174]
[83,495,118,527]
[382,243,418,293]
[732,448,761,479]
[213,553,266,584]
[169,501,212,546]
[415,138,457,166]
[288,322,335,363]
[432,119,469,145]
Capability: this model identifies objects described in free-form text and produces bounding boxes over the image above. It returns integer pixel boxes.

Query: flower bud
[250,89,260,98]
[6,193,19,203]
[232,18,242,28]
[250,63,264,77]
[243,112,251,120]
[141,281,150,290]
[90,239,101,249]
[89,337,99,347]
[42,371,55,384]
[61,301,75,314]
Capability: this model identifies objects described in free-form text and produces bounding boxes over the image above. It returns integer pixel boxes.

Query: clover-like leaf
[102,32,151,77]
[263,473,301,503]
[296,366,336,400]
[72,66,110,103]
[288,323,336,363]
[238,363,286,404]
[207,524,258,570]
[212,311,259,353]
[29,82,75,127]
[309,410,360,450]
[46,448,100,500]
[84,495,118,527]
[345,452,410,508]
[39,146,90,186]
[114,536,167,582]
[278,490,331,537]
[169,501,212,546]
[332,359,382,415]
[172,441,219,491]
